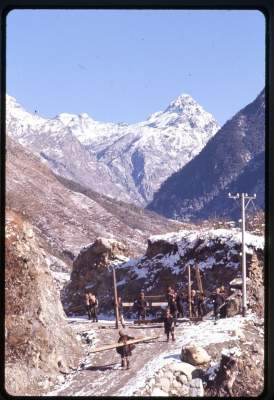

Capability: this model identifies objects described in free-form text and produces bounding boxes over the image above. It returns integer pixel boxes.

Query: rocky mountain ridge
[6,135,184,276]
[6,93,219,205]
[148,89,265,220]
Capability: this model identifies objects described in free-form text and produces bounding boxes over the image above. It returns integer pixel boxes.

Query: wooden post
[112,267,119,329]
[188,265,192,318]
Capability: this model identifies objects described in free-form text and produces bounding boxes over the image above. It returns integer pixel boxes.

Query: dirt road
[46,318,181,396]
[46,314,256,396]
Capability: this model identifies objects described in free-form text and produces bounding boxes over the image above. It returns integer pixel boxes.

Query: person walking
[176,291,185,318]
[117,296,126,328]
[191,289,199,318]
[136,292,147,321]
[163,308,175,342]
[197,291,207,318]
[166,286,174,306]
[211,288,225,321]
[116,330,135,369]
[85,290,92,320]
[169,294,178,326]
[89,293,99,322]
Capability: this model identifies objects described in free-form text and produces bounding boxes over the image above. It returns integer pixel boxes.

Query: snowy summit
[6,92,220,205]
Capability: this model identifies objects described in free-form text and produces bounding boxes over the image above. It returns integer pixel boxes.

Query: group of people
[162,285,228,341]
[87,285,232,370]
[85,285,229,326]
[166,286,207,320]
[84,290,99,322]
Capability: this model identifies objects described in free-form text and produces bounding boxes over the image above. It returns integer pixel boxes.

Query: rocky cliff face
[5,210,83,396]
[6,93,219,205]
[148,89,265,220]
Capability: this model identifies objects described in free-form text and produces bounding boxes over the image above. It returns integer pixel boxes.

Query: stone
[168,361,197,380]
[173,379,183,389]
[189,378,204,397]
[159,377,170,392]
[181,345,211,365]
[158,369,164,377]
[177,374,188,385]
[178,384,190,396]
[150,387,169,396]
[149,378,156,386]
[164,371,174,380]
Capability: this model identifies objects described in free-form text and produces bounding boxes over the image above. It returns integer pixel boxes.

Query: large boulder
[167,361,197,381]
[181,345,211,366]
[64,237,130,313]
[5,210,83,395]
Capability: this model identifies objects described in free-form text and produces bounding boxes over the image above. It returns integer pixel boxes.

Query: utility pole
[228,192,256,316]
[112,266,119,329]
[187,265,192,318]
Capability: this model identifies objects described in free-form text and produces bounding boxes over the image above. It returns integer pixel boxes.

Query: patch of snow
[116,314,249,396]
[221,346,242,357]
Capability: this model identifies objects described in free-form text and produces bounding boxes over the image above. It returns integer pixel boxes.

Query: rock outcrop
[5,210,83,395]
[120,228,264,301]
[64,238,130,313]
[247,252,264,317]
[64,225,264,315]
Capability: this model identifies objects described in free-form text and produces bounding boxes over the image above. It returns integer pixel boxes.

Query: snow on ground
[51,270,70,283]
[113,227,264,285]
[149,228,264,252]
[67,315,134,324]
[116,314,250,396]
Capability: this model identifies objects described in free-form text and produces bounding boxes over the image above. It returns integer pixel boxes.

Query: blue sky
[6,9,265,125]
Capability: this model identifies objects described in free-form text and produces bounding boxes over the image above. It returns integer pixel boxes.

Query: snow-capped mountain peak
[144,93,219,131]
[6,92,220,205]
[166,93,196,112]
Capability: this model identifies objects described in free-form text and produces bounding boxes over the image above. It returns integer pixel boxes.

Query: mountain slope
[148,89,265,220]
[6,93,219,205]
[196,151,265,220]
[6,135,184,267]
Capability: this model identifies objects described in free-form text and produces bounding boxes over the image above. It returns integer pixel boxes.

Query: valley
[4,88,265,397]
